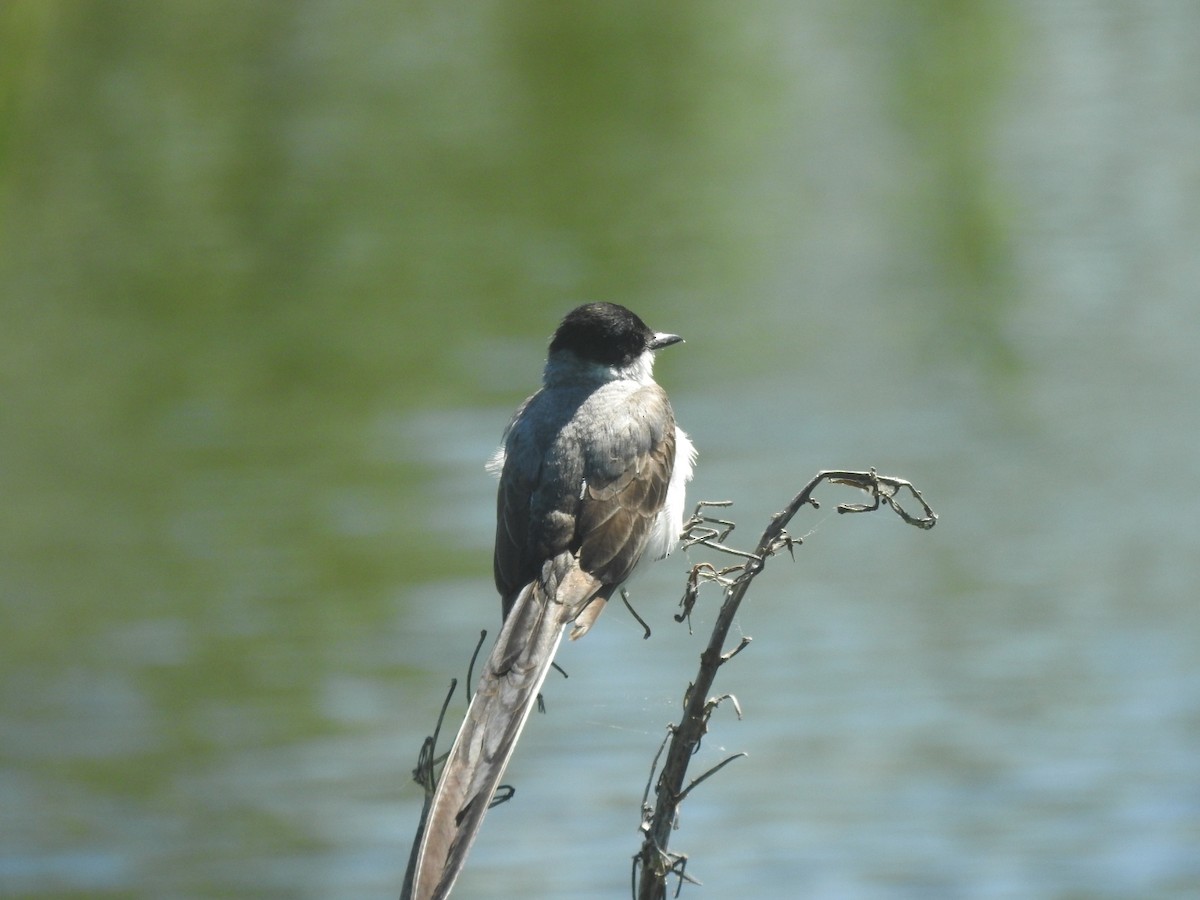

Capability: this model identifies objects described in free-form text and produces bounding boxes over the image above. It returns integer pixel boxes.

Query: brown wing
[574,387,676,585]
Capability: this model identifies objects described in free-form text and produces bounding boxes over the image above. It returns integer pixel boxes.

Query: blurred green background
[3,2,1198,897]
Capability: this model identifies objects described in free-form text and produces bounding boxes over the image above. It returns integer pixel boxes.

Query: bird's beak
[649,332,684,350]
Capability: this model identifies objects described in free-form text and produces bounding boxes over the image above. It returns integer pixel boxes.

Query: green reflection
[874,0,1020,374]
[0,1,1050,896]
[1,3,774,893]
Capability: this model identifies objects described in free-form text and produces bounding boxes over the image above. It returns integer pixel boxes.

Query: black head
[548,302,682,367]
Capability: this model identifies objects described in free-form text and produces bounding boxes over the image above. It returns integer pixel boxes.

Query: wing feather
[575,386,676,585]
[493,382,676,618]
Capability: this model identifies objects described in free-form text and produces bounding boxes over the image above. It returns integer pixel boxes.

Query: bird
[408,302,695,899]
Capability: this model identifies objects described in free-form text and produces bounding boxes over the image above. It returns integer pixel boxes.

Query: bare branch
[633,470,936,899]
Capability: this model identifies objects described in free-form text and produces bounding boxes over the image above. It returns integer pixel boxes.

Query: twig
[621,587,653,640]
[633,470,936,899]
[401,632,523,900]
[401,678,458,900]
[465,630,487,704]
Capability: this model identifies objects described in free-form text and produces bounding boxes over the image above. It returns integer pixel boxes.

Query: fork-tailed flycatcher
[409,302,695,899]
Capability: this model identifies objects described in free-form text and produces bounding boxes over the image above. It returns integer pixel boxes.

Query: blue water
[2,3,1198,897]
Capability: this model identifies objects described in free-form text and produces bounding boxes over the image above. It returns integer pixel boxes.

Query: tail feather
[410,554,605,900]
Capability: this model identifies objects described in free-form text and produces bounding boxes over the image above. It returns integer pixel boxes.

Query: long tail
[409,554,607,900]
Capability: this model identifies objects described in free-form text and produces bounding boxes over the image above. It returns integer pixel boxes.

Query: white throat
[543,349,657,388]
